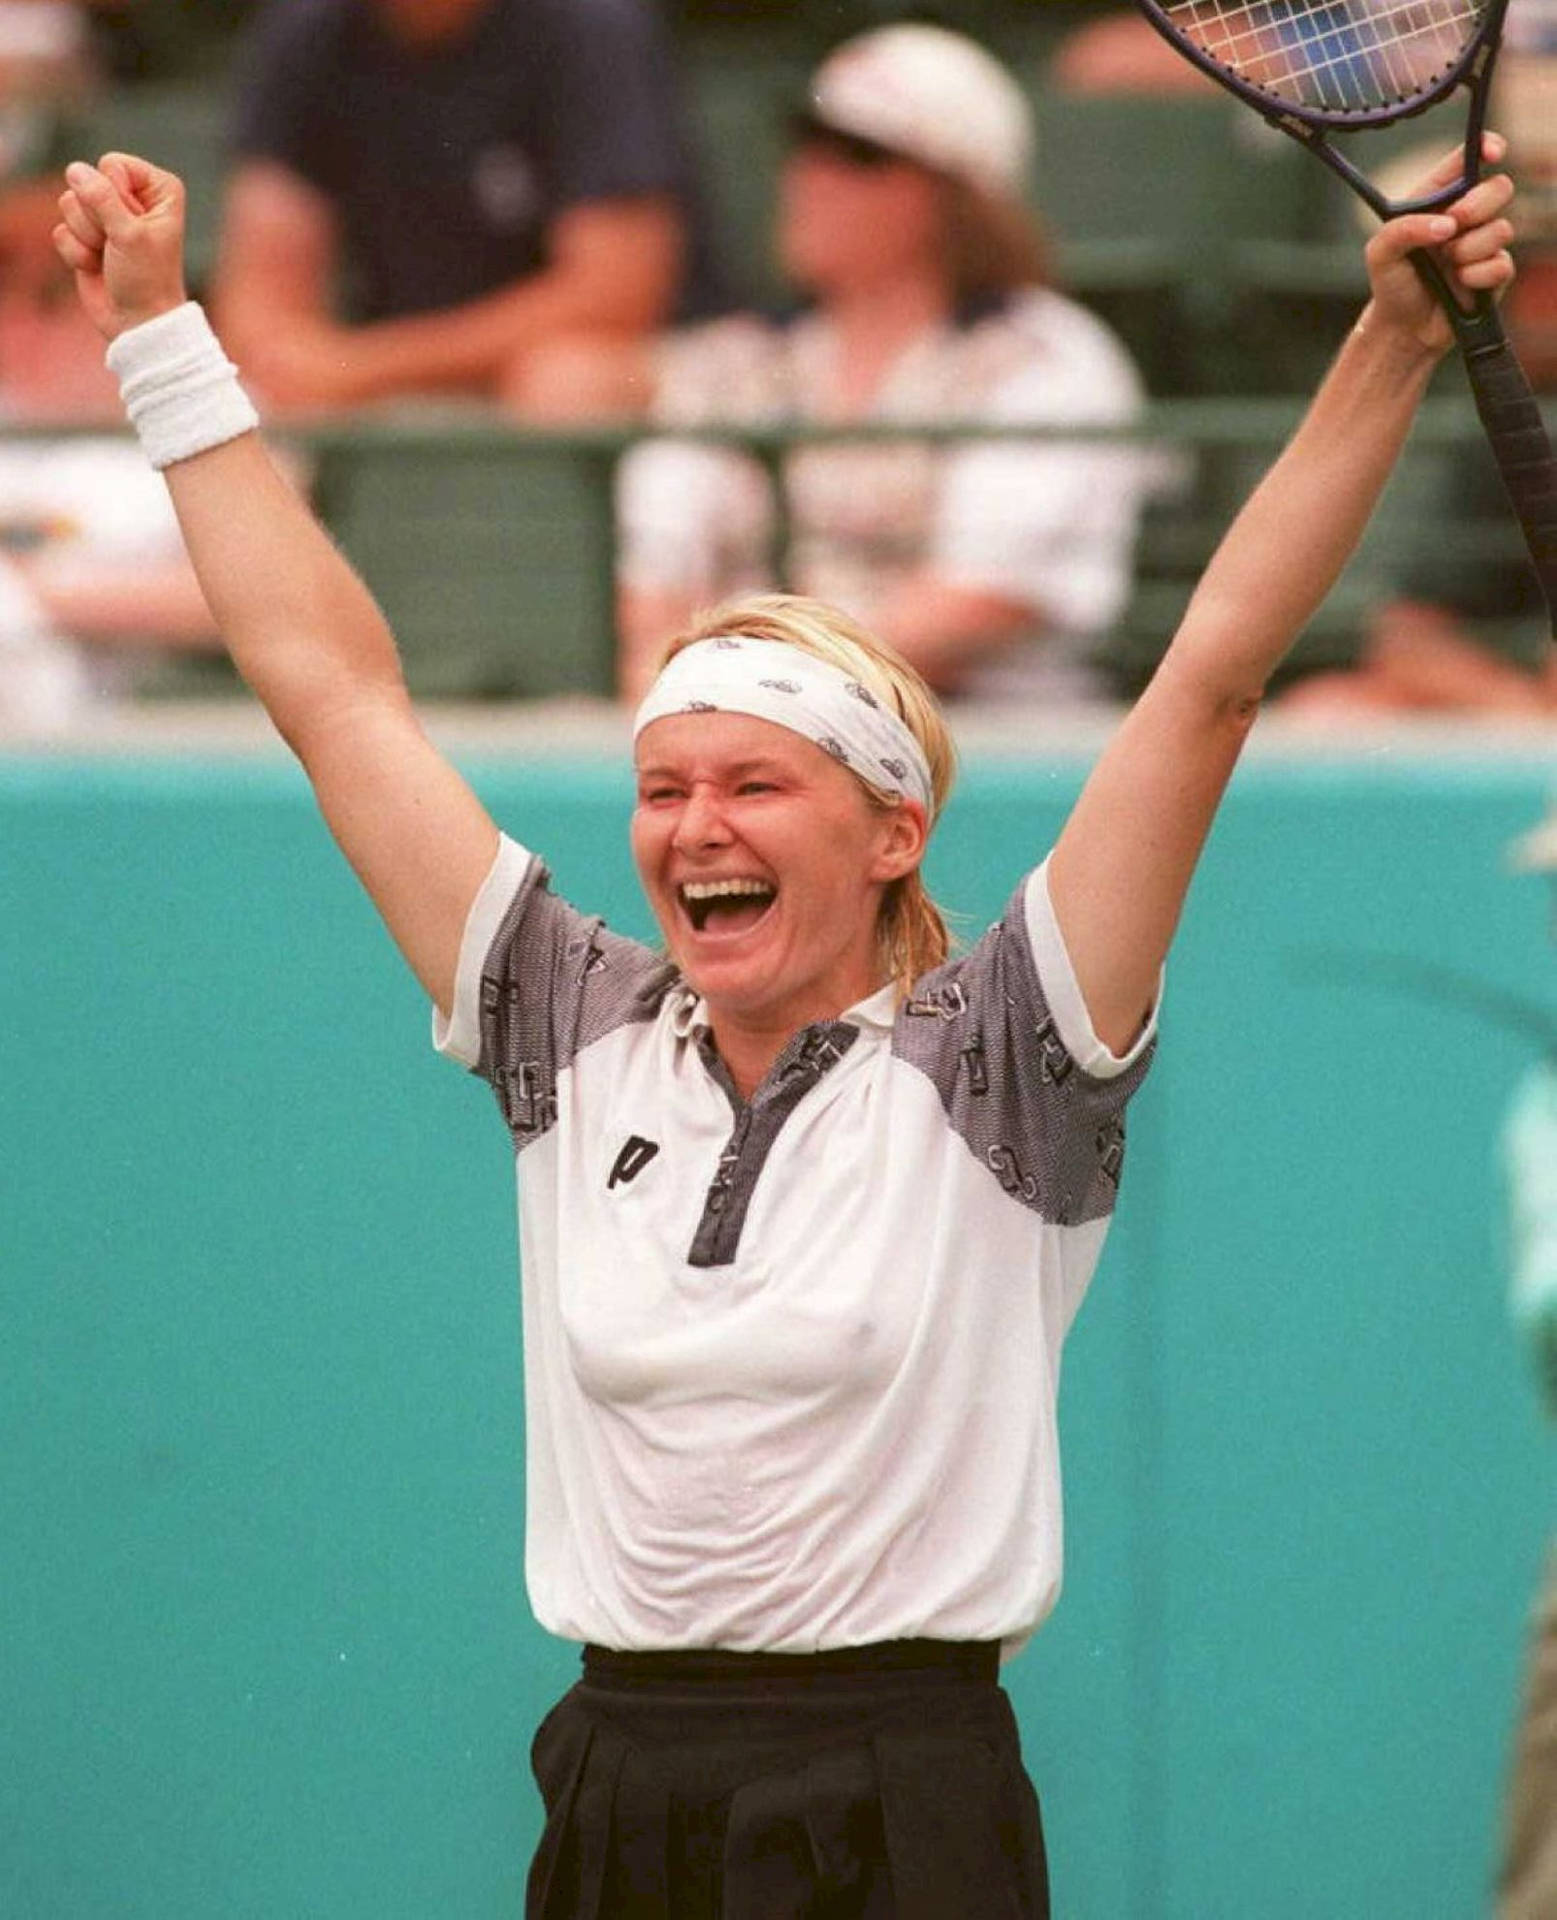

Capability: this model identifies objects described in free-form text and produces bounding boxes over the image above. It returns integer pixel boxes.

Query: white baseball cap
[803,24,1035,203]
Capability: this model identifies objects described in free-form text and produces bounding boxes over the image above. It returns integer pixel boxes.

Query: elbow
[1222,680,1267,733]
[1200,681,1266,762]
[1156,634,1269,738]
[1164,597,1275,732]
[554,203,685,336]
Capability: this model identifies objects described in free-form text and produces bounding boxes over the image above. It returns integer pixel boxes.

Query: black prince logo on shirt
[608,1136,661,1190]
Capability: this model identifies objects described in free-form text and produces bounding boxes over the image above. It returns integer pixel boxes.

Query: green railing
[13,395,1547,701]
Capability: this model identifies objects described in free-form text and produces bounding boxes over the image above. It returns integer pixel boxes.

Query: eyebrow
[634,756,794,782]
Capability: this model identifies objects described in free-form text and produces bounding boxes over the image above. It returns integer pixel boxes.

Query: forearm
[210,161,337,365]
[26,559,219,645]
[874,577,1035,691]
[217,272,328,369]
[334,286,564,400]
[333,202,681,402]
[1165,309,1439,708]
[1044,150,1513,1056]
[162,431,408,750]
[1365,599,1553,712]
[618,583,699,701]
[1048,309,1439,1049]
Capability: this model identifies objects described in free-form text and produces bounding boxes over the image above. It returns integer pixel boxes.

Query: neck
[711,1020,791,1104]
[706,983,888,1104]
[821,271,952,412]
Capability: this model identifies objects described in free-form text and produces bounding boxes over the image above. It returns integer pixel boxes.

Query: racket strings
[1166,0,1484,110]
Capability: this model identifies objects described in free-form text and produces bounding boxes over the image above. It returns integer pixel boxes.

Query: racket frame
[1133,0,1510,215]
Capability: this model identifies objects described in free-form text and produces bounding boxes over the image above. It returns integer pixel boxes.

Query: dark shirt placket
[687,1022,858,1269]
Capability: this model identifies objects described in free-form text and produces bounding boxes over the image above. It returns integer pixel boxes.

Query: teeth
[680,879,775,901]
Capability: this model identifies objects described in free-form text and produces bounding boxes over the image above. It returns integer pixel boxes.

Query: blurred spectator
[1501,0,1557,234]
[0,0,96,375]
[589,24,1154,703]
[0,209,225,733]
[0,433,222,731]
[1046,8,1217,95]
[0,0,92,124]
[0,2,217,729]
[1497,798,1557,1920]
[0,175,119,419]
[214,0,719,413]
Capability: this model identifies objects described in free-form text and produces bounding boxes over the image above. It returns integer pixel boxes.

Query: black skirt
[526,1640,1049,1919]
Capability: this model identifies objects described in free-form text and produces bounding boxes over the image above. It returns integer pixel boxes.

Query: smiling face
[632,711,926,1056]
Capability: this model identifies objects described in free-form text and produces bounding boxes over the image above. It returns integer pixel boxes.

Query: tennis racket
[1129,0,1557,636]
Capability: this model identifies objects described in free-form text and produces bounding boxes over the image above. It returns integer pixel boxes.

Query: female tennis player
[54,141,1516,1917]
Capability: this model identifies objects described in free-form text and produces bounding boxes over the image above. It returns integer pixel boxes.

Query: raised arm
[1048,141,1517,1054]
[54,154,499,1016]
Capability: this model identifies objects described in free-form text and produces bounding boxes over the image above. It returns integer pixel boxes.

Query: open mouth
[679,877,778,935]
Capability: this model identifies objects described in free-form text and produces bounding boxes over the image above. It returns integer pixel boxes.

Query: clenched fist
[54,154,189,342]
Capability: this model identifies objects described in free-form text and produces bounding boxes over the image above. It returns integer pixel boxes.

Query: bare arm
[25,557,219,644]
[1048,141,1518,1053]
[339,197,682,396]
[56,153,499,1016]
[211,161,338,356]
[873,576,1036,692]
[1357,597,1556,713]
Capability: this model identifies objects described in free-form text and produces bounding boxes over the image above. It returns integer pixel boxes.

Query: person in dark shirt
[215,0,716,412]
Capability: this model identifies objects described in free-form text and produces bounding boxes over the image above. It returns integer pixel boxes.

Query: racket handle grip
[1457,316,1557,642]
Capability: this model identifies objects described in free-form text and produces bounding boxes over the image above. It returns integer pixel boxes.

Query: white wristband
[105,301,260,471]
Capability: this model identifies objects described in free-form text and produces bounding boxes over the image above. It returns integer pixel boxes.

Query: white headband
[633,637,934,815]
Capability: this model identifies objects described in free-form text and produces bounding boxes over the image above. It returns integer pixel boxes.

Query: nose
[673,784,733,853]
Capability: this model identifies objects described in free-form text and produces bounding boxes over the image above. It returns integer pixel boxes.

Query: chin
[678,955,775,1012]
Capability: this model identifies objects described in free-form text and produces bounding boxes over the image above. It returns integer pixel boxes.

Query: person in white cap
[1498,801,1557,1920]
[52,125,1517,1915]
[598,23,1155,707]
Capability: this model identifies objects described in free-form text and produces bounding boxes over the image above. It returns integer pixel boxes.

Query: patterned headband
[632,636,935,815]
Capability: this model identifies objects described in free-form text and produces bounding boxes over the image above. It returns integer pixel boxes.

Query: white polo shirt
[436,835,1157,1656]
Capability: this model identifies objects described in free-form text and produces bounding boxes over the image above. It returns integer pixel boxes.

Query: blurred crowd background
[0,0,1555,727]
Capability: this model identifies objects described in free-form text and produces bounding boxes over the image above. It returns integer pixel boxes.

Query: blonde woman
[53,133,1516,1917]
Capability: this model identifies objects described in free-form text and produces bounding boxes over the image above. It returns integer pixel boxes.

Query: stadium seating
[1024,89,1316,394]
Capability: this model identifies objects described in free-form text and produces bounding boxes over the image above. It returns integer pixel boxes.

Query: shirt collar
[843,981,900,1031]
[667,978,900,1040]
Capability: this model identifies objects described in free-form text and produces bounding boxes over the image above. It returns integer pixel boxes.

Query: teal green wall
[3,744,1553,1918]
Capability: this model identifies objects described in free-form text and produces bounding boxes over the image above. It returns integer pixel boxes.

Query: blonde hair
[654,593,958,994]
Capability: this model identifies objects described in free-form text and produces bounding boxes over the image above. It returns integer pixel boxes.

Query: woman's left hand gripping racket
[1129,0,1557,638]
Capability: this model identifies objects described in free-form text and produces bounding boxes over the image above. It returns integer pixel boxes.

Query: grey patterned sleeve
[474,858,676,1152]
[892,878,1156,1227]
